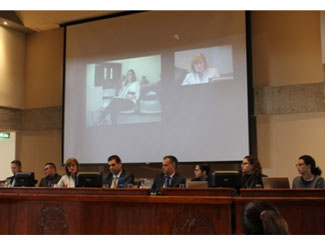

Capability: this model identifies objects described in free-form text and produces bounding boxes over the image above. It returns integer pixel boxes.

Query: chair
[138,84,161,114]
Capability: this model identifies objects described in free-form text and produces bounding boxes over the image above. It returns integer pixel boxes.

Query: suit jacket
[102,169,134,188]
[39,173,62,187]
[151,172,186,192]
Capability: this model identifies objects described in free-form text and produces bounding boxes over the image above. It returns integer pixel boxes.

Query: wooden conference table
[0,187,324,235]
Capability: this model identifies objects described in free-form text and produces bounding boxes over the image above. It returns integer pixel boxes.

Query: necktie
[111,177,118,188]
[165,176,171,187]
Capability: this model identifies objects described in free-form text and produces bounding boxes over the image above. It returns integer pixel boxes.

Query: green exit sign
[0,133,10,139]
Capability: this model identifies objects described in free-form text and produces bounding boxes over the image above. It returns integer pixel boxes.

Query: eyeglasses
[295,163,306,167]
[43,167,51,171]
[241,162,251,165]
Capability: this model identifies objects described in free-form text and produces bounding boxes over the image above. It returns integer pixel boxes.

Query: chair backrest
[262,177,290,188]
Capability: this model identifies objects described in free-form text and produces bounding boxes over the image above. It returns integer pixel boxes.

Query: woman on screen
[100,69,140,125]
[182,53,220,86]
[292,155,324,188]
[55,158,79,187]
[241,155,264,188]
[242,200,289,234]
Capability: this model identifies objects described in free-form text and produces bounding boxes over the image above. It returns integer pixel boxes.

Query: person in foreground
[39,162,61,187]
[292,155,324,188]
[55,158,79,187]
[241,155,265,188]
[242,200,289,235]
[102,155,134,188]
[191,163,210,182]
[151,155,186,192]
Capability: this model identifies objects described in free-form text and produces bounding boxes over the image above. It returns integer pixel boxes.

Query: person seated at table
[182,53,220,86]
[241,155,265,188]
[242,200,289,234]
[102,155,134,188]
[5,160,23,186]
[191,163,210,182]
[151,155,186,192]
[292,155,324,188]
[55,158,79,188]
[39,162,61,187]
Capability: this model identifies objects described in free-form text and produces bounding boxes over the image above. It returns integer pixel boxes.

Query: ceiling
[11,11,117,32]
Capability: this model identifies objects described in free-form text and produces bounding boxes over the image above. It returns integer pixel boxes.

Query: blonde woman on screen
[182,53,220,86]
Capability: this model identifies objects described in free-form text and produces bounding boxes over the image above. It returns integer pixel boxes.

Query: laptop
[186,181,208,188]
[262,177,290,188]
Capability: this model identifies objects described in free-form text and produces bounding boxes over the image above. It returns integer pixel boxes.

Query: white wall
[0,132,16,180]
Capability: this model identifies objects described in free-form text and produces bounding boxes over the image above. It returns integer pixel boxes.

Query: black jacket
[241,174,265,188]
[39,174,62,187]
[151,172,186,192]
[102,169,134,188]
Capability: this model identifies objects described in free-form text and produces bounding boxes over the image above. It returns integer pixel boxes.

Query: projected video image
[86,55,162,126]
[174,46,233,86]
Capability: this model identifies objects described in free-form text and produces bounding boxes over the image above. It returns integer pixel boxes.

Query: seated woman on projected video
[241,155,265,188]
[100,69,140,125]
[182,53,220,86]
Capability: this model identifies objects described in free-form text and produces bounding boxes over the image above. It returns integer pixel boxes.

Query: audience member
[102,155,134,188]
[39,162,61,187]
[292,155,324,188]
[55,158,79,187]
[242,200,289,235]
[191,163,210,182]
[151,155,186,192]
[6,160,22,186]
[241,155,265,188]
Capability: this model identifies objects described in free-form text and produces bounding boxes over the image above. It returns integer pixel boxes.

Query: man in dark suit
[102,155,134,188]
[6,160,22,186]
[39,162,61,187]
[151,155,186,192]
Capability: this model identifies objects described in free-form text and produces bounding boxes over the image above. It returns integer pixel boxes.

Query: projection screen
[64,11,250,164]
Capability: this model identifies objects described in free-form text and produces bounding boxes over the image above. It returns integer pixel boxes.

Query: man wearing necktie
[102,155,134,188]
[151,155,186,192]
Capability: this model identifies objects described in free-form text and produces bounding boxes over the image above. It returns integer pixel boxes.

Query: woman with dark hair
[242,200,289,235]
[100,69,140,125]
[55,158,79,187]
[241,155,265,188]
[292,155,324,188]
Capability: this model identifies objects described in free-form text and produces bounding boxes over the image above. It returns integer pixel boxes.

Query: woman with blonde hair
[55,158,79,187]
[182,53,220,86]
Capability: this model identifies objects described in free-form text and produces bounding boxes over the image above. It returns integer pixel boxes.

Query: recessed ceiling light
[4,21,8,25]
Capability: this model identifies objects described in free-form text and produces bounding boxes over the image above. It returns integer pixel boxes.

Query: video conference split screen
[64,11,250,164]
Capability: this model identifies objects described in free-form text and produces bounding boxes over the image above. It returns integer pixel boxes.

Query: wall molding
[0,106,62,131]
[254,82,325,115]
[0,106,22,131]
[0,82,324,130]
